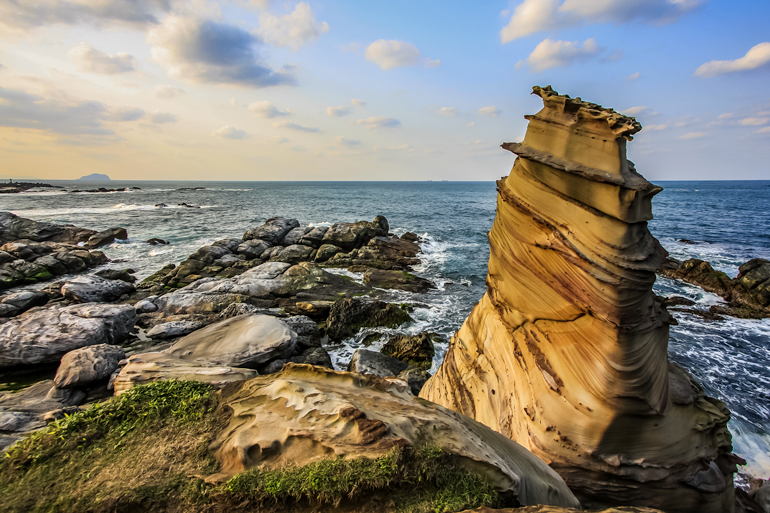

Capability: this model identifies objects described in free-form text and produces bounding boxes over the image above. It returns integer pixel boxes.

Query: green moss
[30,270,54,282]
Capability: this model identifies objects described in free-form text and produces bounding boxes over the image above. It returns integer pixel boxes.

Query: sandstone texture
[208,363,580,508]
[421,86,739,512]
[53,344,125,388]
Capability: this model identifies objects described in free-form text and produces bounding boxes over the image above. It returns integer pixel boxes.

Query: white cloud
[759,111,770,116]
[213,125,248,139]
[327,106,350,117]
[756,127,770,134]
[354,116,401,129]
[152,84,184,98]
[467,121,475,127]
[273,120,319,132]
[351,98,366,106]
[248,100,290,118]
[625,71,641,81]
[425,59,441,68]
[717,113,733,120]
[267,135,288,144]
[478,106,501,118]
[334,136,360,146]
[500,0,702,43]
[695,42,770,78]
[149,111,177,124]
[740,117,769,126]
[149,16,295,88]
[108,106,145,122]
[257,2,329,52]
[68,43,136,75]
[678,132,706,140]
[437,107,458,117]
[621,106,650,116]
[230,98,238,107]
[365,40,436,70]
[519,38,601,72]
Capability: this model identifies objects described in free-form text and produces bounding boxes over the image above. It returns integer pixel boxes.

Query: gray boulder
[61,274,135,303]
[0,211,96,244]
[190,245,231,265]
[53,344,126,388]
[272,244,313,264]
[348,348,409,378]
[397,366,431,396]
[315,244,342,262]
[298,226,329,248]
[34,254,68,275]
[146,320,206,339]
[1,290,48,312]
[165,314,296,368]
[84,227,128,249]
[321,216,389,251]
[213,238,243,252]
[134,298,158,313]
[0,303,136,367]
[0,303,19,317]
[236,239,270,259]
[281,226,310,246]
[243,217,299,245]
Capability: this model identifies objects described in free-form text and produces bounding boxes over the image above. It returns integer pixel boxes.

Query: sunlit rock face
[420,86,738,512]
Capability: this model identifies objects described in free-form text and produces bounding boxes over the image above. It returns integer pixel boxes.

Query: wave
[12,203,218,217]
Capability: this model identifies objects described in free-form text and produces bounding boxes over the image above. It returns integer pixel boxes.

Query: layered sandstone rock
[208,363,580,508]
[421,86,739,512]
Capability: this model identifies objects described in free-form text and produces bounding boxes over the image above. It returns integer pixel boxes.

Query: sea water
[2,179,769,477]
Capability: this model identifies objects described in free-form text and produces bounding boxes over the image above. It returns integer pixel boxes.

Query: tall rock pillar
[420,86,739,512]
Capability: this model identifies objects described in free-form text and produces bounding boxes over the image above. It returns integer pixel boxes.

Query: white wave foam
[12,203,216,217]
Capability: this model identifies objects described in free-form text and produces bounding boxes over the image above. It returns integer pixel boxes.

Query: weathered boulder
[294,300,333,319]
[0,211,96,244]
[314,243,342,262]
[363,269,434,293]
[84,227,128,249]
[271,244,314,264]
[298,225,329,247]
[326,298,413,341]
[397,366,431,395]
[0,290,48,313]
[321,216,389,251]
[0,303,136,367]
[280,226,309,246]
[420,86,738,512]
[242,217,299,244]
[61,274,135,303]
[0,380,87,433]
[381,332,436,369]
[235,239,270,260]
[94,268,136,283]
[165,314,296,368]
[53,344,125,388]
[112,352,257,395]
[0,303,20,317]
[146,320,206,339]
[349,348,409,377]
[134,298,158,313]
[207,364,580,508]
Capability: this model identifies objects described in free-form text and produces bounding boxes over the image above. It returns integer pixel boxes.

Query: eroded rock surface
[208,363,580,508]
[421,86,738,512]
[53,344,125,389]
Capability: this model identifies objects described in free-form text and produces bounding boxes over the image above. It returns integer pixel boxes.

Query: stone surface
[0,303,136,367]
[84,227,128,249]
[314,243,342,262]
[421,86,738,513]
[363,269,434,293]
[53,344,126,388]
[298,225,329,248]
[207,364,580,508]
[326,298,413,341]
[348,348,410,377]
[94,268,136,282]
[1,290,48,312]
[0,380,87,434]
[320,216,389,251]
[381,332,436,369]
[396,366,430,396]
[242,217,299,245]
[61,274,135,303]
[0,211,96,245]
[112,352,257,395]
[165,314,296,368]
[146,320,206,339]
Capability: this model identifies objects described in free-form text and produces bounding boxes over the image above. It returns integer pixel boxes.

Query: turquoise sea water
[2,179,769,478]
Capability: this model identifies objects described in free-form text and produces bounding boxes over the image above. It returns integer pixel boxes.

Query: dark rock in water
[78,173,110,181]
[146,238,169,245]
[326,298,413,341]
[177,203,199,208]
[397,366,431,395]
[243,217,299,245]
[155,203,168,208]
[660,295,696,307]
[137,263,175,289]
[363,269,434,293]
[348,348,409,377]
[290,347,333,369]
[321,216,389,252]
[400,232,419,242]
[294,300,333,319]
[381,332,436,369]
[53,344,125,389]
[62,275,135,303]
[95,268,136,283]
[146,320,206,339]
[0,303,136,367]
[85,227,128,249]
[0,211,96,245]
[677,238,697,244]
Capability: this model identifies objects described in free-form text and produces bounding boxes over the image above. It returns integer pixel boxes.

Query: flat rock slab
[165,314,296,368]
[54,344,126,389]
[146,320,206,339]
[348,348,410,378]
[62,274,135,303]
[363,269,434,293]
[0,303,136,367]
[112,352,258,395]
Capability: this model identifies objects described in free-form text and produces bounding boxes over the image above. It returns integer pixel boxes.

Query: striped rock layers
[420,86,739,512]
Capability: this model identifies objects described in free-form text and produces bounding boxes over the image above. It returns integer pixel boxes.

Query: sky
[0,0,769,182]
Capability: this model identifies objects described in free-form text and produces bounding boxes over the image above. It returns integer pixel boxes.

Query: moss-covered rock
[326,298,414,341]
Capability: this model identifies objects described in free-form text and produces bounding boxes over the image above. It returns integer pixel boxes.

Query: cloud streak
[257,2,329,52]
[248,100,290,118]
[354,116,401,129]
[695,42,770,77]
[365,39,439,70]
[273,120,319,132]
[68,43,137,74]
[518,38,602,72]
[213,125,248,139]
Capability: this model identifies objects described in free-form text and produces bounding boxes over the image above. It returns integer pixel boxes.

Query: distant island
[78,173,111,181]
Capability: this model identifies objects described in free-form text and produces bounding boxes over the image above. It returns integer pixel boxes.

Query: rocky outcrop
[660,257,770,318]
[0,303,136,367]
[61,274,135,303]
[207,364,580,508]
[0,211,96,245]
[363,269,434,293]
[53,344,125,389]
[421,86,738,512]
[381,332,436,369]
[326,298,414,341]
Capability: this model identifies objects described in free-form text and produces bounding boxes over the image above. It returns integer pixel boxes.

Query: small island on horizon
[77,173,111,181]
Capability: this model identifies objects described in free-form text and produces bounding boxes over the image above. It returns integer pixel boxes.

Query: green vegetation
[1,381,505,513]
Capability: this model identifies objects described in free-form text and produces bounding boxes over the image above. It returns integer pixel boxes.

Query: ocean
[2,179,769,478]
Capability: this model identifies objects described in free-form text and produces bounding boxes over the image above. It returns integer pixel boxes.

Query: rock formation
[421,86,739,512]
[208,363,581,508]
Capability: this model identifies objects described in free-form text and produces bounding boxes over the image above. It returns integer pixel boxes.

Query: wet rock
[0,303,136,367]
[218,302,261,319]
[112,352,257,395]
[146,320,206,339]
[137,263,176,289]
[272,244,313,264]
[321,216,389,252]
[53,344,126,388]
[84,227,128,249]
[62,274,135,303]
[326,298,413,341]
[166,314,296,368]
[34,254,68,275]
[314,243,342,262]
[236,239,270,259]
[363,269,434,293]
[1,290,48,312]
[298,225,329,248]
[0,303,20,317]
[401,232,419,242]
[348,348,410,377]
[282,315,322,350]
[289,347,333,369]
[397,366,431,395]
[146,238,169,245]
[281,226,309,246]
[381,332,436,369]
[242,217,299,245]
[95,268,136,283]
[0,211,96,245]
[294,300,333,319]
[134,298,158,313]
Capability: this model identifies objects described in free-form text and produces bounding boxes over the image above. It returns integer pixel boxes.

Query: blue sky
[1,0,768,181]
